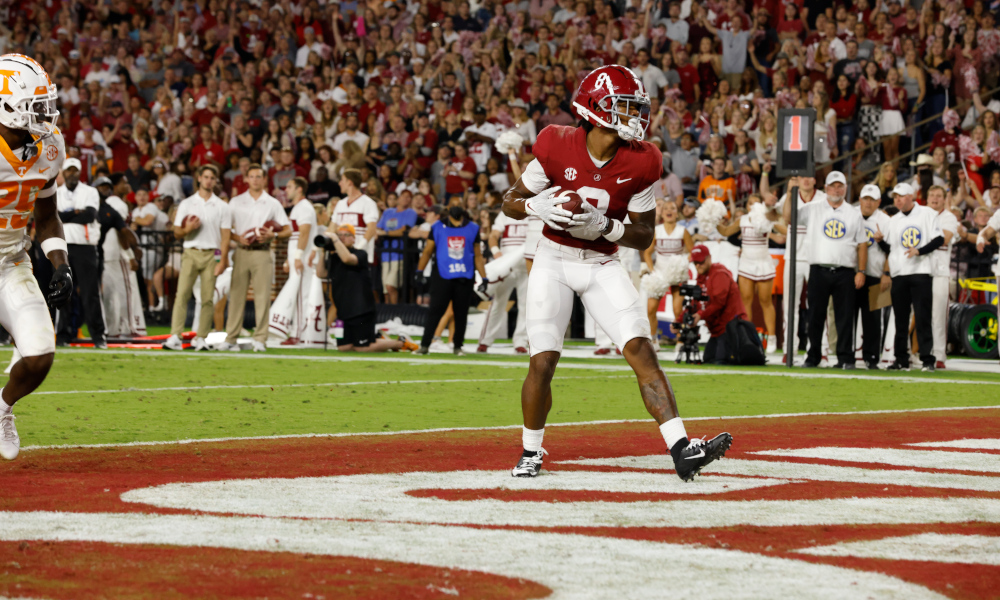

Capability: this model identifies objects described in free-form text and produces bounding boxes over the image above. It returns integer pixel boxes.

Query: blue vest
[432,220,478,279]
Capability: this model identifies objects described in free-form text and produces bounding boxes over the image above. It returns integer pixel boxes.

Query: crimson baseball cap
[691,245,710,263]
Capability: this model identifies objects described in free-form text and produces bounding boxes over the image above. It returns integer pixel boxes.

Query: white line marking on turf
[796,533,1000,566]
[907,439,1000,450]
[554,456,1000,492]
[29,375,635,396]
[753,447,1000,473]
[20,405,1000,452]
[121,472,1000,529]
[47,348,1000,385]
[0,511,946,599]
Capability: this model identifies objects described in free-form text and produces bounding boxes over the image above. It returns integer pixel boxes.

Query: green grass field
[6,348,999,447]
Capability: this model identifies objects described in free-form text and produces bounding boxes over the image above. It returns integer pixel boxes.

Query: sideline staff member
[686,244,747,364]
[858,184,891,370]
[415,201,487,356]
[315,224,418,352]
[882,183,944,372]
[220,163,291,352]
[784,171,867,369]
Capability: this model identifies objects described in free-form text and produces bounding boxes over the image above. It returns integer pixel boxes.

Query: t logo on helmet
[0,69,19,95]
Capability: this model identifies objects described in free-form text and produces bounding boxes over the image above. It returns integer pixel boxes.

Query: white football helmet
[0,53,59,140]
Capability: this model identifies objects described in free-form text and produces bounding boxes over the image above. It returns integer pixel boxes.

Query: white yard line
[46,348,1000,385]
[30,375,635,396]
[20,404,1000,453]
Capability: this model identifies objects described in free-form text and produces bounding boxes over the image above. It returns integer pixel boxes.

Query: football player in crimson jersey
[501,65,732,481]
[0,54,74,460]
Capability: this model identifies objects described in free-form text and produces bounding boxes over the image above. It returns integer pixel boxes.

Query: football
[243,221,283,245]
[557,190,586,216]
[182,215,201,229]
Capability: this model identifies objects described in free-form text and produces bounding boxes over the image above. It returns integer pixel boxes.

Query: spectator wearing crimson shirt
[674,48,700,105]
[684,245,748,365]
[444,144,476,202]
[357,86,387,133]
[190,126,226,170]
[106,121,137,174]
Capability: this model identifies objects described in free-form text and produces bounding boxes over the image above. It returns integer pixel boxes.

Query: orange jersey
[698,175,735,204]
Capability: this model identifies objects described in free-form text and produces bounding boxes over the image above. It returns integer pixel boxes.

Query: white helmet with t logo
[0,53,59,140]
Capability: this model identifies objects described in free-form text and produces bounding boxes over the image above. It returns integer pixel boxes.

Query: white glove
[525,186,572,230]
[567,200,609,239]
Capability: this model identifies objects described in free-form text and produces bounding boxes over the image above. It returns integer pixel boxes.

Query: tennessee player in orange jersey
[501,65,732,481]
[0,53,74,460]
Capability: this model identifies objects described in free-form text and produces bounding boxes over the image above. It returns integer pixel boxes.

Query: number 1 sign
[776,108,815,178]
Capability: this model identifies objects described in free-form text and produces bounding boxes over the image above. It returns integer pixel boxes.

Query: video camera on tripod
[675,283,706,364]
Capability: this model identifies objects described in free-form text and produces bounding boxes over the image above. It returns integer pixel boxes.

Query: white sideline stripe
[797,534,1000,566]
[0,511,946,599]
[753,447,1000,473]
[555,456,1000,492]
[46,348,1000,386]
[907,439,1000,450]
[28,375,635,396]
[20,405,1000,452]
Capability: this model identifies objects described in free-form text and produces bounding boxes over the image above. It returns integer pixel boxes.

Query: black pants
[890,273,934,367]
[58,244,106,344]
[806,265,856,365]
[854,275,882,365]
[421,273,474,350]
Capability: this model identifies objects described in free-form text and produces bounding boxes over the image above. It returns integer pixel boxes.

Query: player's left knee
[19,353,53,379]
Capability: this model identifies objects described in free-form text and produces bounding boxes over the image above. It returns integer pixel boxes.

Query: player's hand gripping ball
[556,189,586,216]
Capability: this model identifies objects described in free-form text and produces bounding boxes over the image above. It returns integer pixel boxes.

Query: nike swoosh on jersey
[684,449,706,460]
[38,167,49,173]
[617,177,631,183]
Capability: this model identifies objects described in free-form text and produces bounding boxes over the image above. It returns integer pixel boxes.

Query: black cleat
[801,360,820,368]
[511,448,547,477]
[885,361,910,371]
[672,433,733,482]
[865,361,880,370]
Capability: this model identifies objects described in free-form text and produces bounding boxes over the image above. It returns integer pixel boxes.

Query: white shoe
[251,341,266,353]
[213,342,239,352]
[0,413,19,460]
[766,335,778,353]
[153,297,166,311]
[191,336,209,351]
[429,340,450,353]
[162,335,184,351]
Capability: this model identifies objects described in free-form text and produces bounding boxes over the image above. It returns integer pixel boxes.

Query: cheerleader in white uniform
[716,194,785,351]
[642,200,693,344]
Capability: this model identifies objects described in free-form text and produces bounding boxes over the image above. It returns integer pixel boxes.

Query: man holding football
[217,163,291,352]
[501,65,732,481]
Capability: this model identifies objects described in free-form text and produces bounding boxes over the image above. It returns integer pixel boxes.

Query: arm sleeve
[273,202,292,226]
[699,270,727,324]
[520,158,551,194]
[60,207,98,224]
[627,185,656,212]
[917,235,944,255]
[365,202,380,226]
[878,240,891,255]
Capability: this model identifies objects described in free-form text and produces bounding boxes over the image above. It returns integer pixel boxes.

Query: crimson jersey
[531,125,661,254]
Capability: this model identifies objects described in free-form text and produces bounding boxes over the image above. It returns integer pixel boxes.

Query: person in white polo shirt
[881,182,944,372]
[55,157,106,348]
[219,163,291,352]
[163,166,232,351]
[927,185,959,369]
[857,184,891,370]
[783,171,868,369]
[332,168,379,257]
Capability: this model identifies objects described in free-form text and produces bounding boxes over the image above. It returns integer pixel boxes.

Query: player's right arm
[501,159,569,228]
[34,179,73,307]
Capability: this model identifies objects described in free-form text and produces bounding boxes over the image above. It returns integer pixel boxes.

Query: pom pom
[495,130,524,154]
[641,270,671,298]
[943,109,960,131]
[958,134,982,161]
[962,64,980,95]
[657,254,691,286]
[987,132,1000,164]
[696,199,727,232]
[747,202,773,236]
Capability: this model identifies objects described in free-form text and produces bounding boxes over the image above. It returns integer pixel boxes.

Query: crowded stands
[8,0,999,363]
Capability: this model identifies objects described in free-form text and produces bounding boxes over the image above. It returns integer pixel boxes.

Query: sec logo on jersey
[901,226,922,248]
[564,167,577,181]
[823,218,846,239]
[46,144,57,161]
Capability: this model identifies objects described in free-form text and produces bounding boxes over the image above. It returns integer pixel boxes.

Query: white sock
[522,426,545,452]
[659,418,687,449]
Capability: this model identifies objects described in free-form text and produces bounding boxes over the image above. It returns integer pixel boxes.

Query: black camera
[675,284,705,364]
[678,283,706,300]
[314,234,336,250]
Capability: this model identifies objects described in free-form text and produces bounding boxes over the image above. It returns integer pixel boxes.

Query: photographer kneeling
[682,245,760,365]
[315,224,419,352]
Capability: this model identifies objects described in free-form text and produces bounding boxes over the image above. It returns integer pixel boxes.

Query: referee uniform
[883,183,944,371]
[858,184,891,369]
[792,171,868,368]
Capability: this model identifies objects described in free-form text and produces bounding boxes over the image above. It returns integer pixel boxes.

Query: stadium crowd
[6,0,999,364]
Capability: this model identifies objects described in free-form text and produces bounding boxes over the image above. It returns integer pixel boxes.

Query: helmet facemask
[0,77,59,141]
[600,95,650,142]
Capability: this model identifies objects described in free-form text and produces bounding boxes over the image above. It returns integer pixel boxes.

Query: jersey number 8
[0,180,43,229]
[568,186,611,240]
